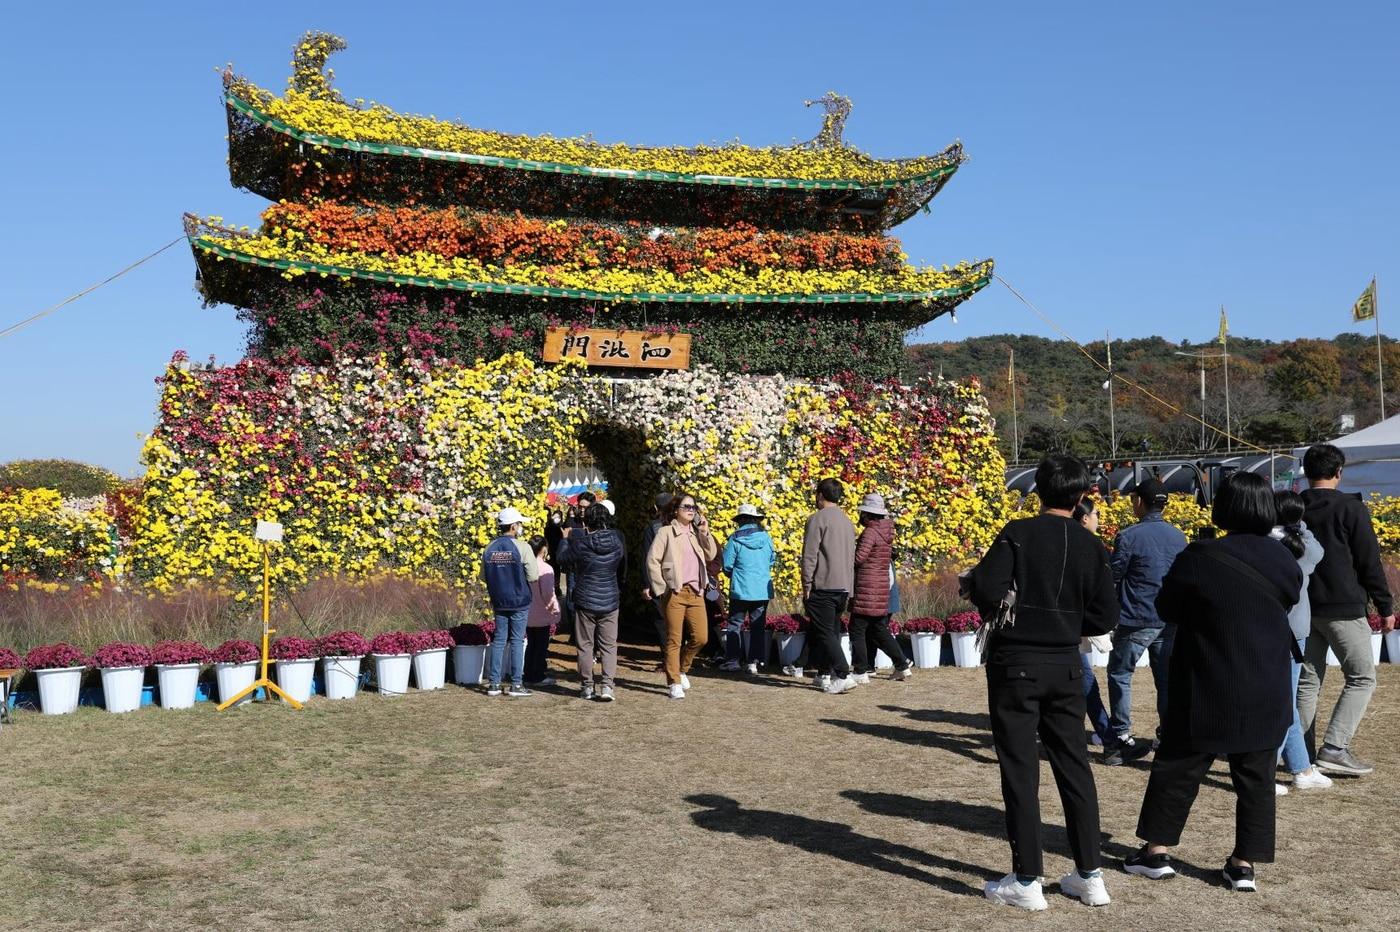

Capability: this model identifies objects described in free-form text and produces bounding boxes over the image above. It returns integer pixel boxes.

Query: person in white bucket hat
[721,504,776,673]
[482,506,540,697]
[851,493,914,684]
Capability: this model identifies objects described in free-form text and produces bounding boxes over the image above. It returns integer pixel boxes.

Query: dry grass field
[2,639,1397,931]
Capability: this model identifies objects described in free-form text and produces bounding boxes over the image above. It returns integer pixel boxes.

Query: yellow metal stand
[217,541,302,711]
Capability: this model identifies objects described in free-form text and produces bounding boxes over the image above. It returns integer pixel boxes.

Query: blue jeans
[1279,637,1310,774]
[725,599,770,666]
[1107,623,1175,742]
[1081,652,1112,744]
[487,608,528,687]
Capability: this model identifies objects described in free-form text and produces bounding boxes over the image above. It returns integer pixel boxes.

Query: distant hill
[905,333,1400,462]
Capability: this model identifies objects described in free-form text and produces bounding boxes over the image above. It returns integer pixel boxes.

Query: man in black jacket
[1297,444,1396,776]
[555,503,626,702]
[966,455,1119,911]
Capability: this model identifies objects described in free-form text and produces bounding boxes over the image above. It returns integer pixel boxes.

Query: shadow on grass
[878,705,992,731]
[820,718,999,765]
[685,794,993,896]
[840,790,1139,862]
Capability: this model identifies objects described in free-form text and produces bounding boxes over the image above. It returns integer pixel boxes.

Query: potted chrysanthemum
[409,629,453,691]
[368,631,414,696]
[211,639,260,707]
[93,642,152,713]
[767,614,807,668]
[152,640,210,709]
[944,611,983,668]
[1381,613,1400,665]
[449,621,494,686]
[318,630,368,700]
[24,643,90,715]
[902,617,944,668]
[271,636,318,702]
[1368,614,1386,664]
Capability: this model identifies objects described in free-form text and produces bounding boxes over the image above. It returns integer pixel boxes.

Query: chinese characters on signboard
[542,328,692,370]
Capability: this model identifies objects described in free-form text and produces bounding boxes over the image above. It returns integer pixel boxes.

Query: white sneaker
[894,665,914,681]
[1060,871,1111,906]
[1275,783,1289,796]
[816,674,831,689]
[679,673,692,690]
[825,676,855,695]
[852,672,871,685]
[1293,768,1333,790]
[746,662,759,675]
[984,873,1047,911]
[668,684,685,700]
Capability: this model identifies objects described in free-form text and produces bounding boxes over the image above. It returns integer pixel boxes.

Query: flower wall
[124,354,1008,603]
[0,488,116,588]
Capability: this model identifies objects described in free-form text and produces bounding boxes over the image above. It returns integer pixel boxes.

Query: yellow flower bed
[196,226,988,298]
[0,488,115,585]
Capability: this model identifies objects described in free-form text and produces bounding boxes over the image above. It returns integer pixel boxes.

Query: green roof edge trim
[227,93,962,192]
[191,236,993,306]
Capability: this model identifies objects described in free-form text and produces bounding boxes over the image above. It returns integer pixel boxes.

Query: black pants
[987,661,1102,877]
[850,613,908,674]
[804,589,851,678]
[523,626,552,683]
[1136,744,1276,862]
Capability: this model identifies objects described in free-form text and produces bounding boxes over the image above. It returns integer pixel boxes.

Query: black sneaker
[1123,848,1176,880]
[1102,736,1153,766]
[506,685,533,698]
[1316,746,1374,776]
[1221,861,1256,892]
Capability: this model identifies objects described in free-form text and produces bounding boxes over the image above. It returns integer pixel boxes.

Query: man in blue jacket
[1104,477,1187,765]
[482,506,539,698]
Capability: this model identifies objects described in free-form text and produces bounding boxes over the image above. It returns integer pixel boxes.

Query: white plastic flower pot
[949,631,981,668]
[322,655,363,700]
[1326,646,1340,667]
[453,645,487,685]
[1135,649,1150,668]
[275,657,316,703]
[909,632,941,669]
[373,653,412,695]
[100,665,145,713]
[412,648,448,690]
[1371,633,1383,665]
[155,663,202,709]
[34,666,84,715]
[1385,629,1400,664]
[1089,646,1110,668]
[839,634,852,665]
[214,661,258,707]
[777,632,806,667]
[874,648,894,670]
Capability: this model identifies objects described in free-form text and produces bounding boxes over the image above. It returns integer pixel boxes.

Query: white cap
[496,507,528,526]
[600,500,616,515]
[736,503,765,519]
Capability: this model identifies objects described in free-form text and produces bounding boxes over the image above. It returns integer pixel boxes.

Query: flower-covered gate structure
[131,32,1008,602]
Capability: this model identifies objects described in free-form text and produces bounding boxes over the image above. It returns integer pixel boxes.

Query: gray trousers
[575,607,618,688]
[1296,616,1377,753]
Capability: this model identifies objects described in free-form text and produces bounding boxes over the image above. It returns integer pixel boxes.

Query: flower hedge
[0,488,115,585]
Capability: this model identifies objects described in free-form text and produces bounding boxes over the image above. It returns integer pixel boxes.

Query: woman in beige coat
[645,492,718,699]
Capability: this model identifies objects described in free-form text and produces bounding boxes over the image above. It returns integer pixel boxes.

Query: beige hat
[858,493,889,516]
[736,503,766,519]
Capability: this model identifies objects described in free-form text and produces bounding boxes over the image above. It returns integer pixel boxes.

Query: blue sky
[1,1,1396,474]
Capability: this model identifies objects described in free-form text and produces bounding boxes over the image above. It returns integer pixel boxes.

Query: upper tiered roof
[224,33,966,232]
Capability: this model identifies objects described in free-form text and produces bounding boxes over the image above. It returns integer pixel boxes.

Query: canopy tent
[1286,414,1400,497]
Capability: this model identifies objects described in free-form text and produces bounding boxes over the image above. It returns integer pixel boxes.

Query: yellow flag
[1217,307,1228,345]
[1353,279,1377,322]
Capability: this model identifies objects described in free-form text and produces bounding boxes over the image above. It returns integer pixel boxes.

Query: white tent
[1290,414,1400,496]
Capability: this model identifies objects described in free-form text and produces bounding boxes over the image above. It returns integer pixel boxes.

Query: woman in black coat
[1126,472,1302,893]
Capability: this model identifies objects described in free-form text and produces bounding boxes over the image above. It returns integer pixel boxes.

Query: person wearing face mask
[555,503,626,702]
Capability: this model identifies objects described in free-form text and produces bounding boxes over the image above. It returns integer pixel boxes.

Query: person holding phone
[646,493,718,700]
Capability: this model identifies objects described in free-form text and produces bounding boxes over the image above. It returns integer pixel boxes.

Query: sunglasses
[680,504,698,511]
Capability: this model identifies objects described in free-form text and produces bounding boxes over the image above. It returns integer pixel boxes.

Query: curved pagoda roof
[224,34,966,232]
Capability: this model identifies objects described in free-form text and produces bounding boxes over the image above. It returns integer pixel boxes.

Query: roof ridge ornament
[290,31,348,103]
[804,92,852,149]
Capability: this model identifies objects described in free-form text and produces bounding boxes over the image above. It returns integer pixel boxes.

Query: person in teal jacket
[721,503,777,674]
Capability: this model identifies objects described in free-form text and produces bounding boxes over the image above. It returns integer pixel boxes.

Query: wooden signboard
[542,327,692,370]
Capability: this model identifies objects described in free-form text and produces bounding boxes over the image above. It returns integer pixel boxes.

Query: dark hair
[583,503,610,530]
[1034,455,1091,511]
[1274,490,1306,558]
[736,514,764,528]
[664,491,695,523]
[529,534,548,557]
[1212,472,1277,535]
[1303,443,1346,481]
[577,490,597,507]
[816,477,844,505]
[1072,498,1097,524]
